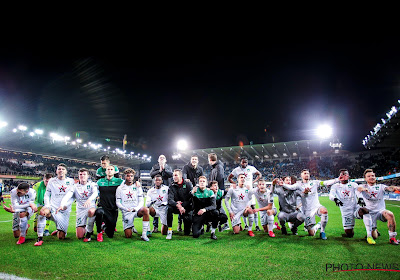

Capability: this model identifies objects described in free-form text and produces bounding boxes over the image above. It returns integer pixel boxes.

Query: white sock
[244,216,248,227]
[267,215,274,232]
[248,215,254,230]
[254,212,259,227]
[211,227,216,234]
[320,214,328,233]
[87,216,95,233]
[363,214,372,237]
[288,222,293,229]
[142,221,149,236]
[389,231,397,239]
[20,216,28,237]
[37,215,46,237]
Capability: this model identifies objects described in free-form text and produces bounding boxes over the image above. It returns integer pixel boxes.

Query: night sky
[0,39,399,158]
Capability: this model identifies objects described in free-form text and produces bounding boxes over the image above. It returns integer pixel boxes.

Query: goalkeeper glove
[334,198,343,207]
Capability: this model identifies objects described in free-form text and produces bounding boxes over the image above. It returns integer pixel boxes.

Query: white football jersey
[61,182,98,210]
[231,165,259,186]
[44,177,75,210]
[249,188,274,208]
[329,182,358,211]
[146,185,169,208]
[11,188,36,213]
[225,185,251,213]
[356,184,387,213]
[116,182,144,212]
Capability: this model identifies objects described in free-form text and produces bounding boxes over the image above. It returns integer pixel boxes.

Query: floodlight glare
[177,139,188,150]
[76,139,82,143]
[316,125,333,139]
[12,128,17,133]
[29,132,35,137]
[0,121,8,128]
[18,125,27,131]
[34,129,43,135]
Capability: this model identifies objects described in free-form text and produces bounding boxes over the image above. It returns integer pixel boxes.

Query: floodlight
[316,125,333,139]
[18,125,27,131]
[177,139,188,150]
[34,129,43,135]
[0,121,7,128]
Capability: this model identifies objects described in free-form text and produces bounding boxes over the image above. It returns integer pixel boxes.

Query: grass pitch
[0,196,399,280]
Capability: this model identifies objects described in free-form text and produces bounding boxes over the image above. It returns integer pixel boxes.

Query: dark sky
[0,39,399,158]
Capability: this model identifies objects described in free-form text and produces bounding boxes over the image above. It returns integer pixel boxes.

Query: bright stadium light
[12,128,17,133]
[34,129,44,135]
[18,125,27,131]
[0,121,8,128]
[76,139,82,143]
[316,125,333,139]
[29,132,35,137]
[177,139,188,151]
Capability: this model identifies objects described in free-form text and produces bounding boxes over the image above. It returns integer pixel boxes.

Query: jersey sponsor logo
[342,190,350,197]
[239,193,245,200]
[370,192,378,198]
[126,191,133,199]
[157,195,163,202]
[82,190,89,198]
[59,185,67,192]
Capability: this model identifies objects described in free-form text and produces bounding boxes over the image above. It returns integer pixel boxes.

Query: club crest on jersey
[133,187,137,191]
[310,183,313,186]
[183,184,186,189]
[59,185,67,192]
[87,185,90,189]
[66,181,70,185]
[245,190,248,193]
[163,190,166,194]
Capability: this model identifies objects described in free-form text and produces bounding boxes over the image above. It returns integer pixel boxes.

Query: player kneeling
[250,179,278,237]
[357,169,400,245]
[146,175,169,235]
[225,174,255,236]
[192,176,219,240]
[6,183,37,244]
[35,164,74,246]
[329,169,375,245]
[58,168,98,242]
[116,169,150,241]
[209,181,229,232]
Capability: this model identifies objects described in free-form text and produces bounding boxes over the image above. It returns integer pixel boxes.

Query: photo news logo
[326,263,400,272]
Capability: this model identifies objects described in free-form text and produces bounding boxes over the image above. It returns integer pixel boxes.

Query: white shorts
[152,205,167,226]
[341,207,362,230]
[304,206,324,228]
[49,207,71,233]
[370,209,387,230]
[260,208,277,226]
[76,208,95,228]
[231,208,246,227]
[122,210,140,230]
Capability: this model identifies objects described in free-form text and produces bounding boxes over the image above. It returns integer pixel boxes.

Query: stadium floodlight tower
[177,139,188,151]
[316,125,333,139]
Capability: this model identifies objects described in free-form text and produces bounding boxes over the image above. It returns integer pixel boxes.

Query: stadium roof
[362,100,400,149]
[0,132,147,168]
[174,139,342,165]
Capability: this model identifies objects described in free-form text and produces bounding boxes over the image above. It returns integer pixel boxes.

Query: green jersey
[96,165,119,179]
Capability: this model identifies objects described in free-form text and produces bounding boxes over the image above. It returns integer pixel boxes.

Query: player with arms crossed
[116,168,150,241]
[282,169,339,240]
[58,168,98,242]
[35,163,75,246]
[146,175,169,235]
[228,157,262,231]
[357,168,400,245]
[329,169,375,245]
[225,174,255,236]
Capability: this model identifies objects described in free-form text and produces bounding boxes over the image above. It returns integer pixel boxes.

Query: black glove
[358,197,366,207]
[334,198,343,207]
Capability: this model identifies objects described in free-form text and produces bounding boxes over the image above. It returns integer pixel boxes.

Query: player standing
[228,157,262,231]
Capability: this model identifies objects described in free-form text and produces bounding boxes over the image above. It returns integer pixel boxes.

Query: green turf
[0,196,399,279]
